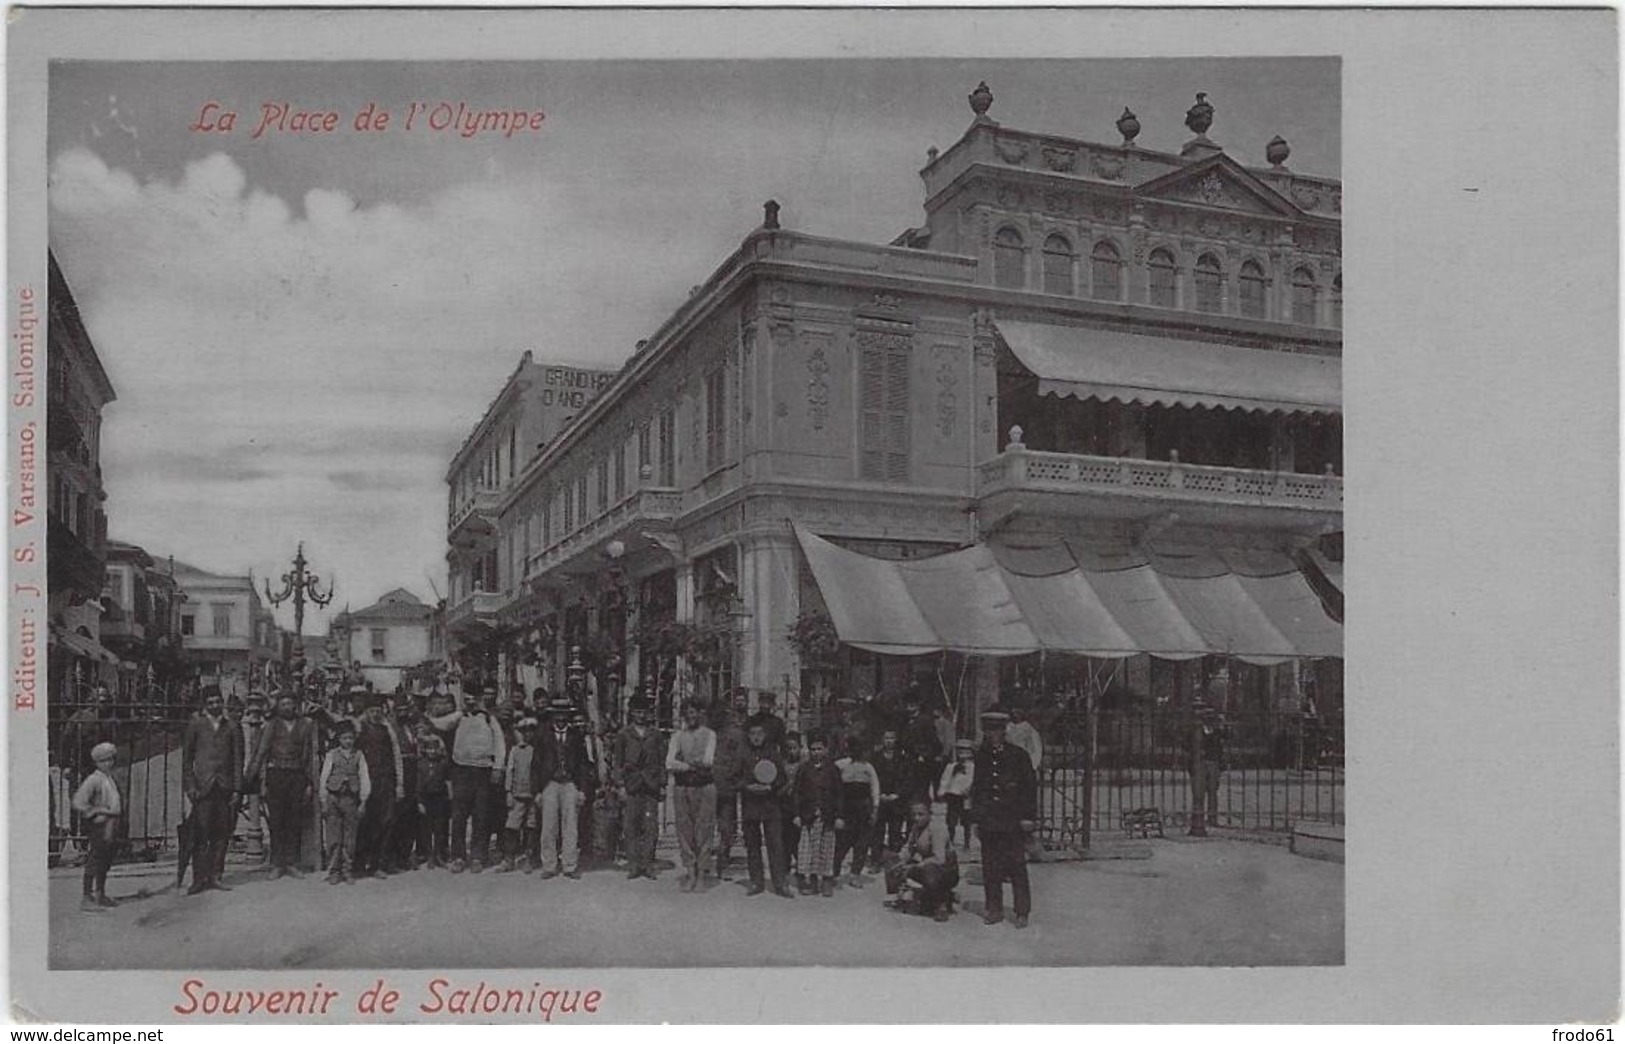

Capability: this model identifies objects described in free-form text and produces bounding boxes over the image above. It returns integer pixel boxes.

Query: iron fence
[1035,705,1343,847]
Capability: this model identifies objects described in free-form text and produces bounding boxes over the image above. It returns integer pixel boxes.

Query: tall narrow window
[1090,241,1121,301]
[1149,248,1177,308]
[637,423,651,480]
[542,492,553,547]
[1041,234,1074,295]
[993,227,1025,289]
[858,335,911,483]
[576,473,589,524]
[614,443,627,500]
[1239,260,1267,319]
[508,427,517,480]
[1331,274,1342,328]
[1291,268,1317,325]
[562,483,575,533]
[657,409,676,486]
[1195,254,1223,313]
[370,628,388,662]
[595,458,609,512]
[211,603,232,638]
[705,367,728,471]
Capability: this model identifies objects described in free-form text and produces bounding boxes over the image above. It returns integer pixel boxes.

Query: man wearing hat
[181,686,242,895]
[613,694,666,880]
[969,708,1038,928]
[239,692,269,862]
[248,692,319,879]
[354,692,405,878]
[533,696,593,879]
[753,692,787,749]
[428,682,507,873]
[71,741,123,911]
[665,698,718,892]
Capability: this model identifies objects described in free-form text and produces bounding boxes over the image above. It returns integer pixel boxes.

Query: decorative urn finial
[1184,92,1215,137]
[968,81,994,121]
[762,199,781,230]
[1266,135,1291,168]
[1116,107,1141,144]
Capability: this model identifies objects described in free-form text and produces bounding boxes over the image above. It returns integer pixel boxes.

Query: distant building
[46,251,119,705]
[330,588,435,692]
[445,351,614,667]
[100,541,185,703]
[171,561,280,697]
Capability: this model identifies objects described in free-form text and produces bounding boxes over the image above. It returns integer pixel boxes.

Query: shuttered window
[705,367,728,471]
[858,335,911,483]
[657,409,675,485]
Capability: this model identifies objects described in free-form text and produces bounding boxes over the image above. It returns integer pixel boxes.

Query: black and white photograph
[7,7,1617,1027]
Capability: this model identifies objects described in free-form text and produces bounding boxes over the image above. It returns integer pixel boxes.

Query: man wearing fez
[248,692,318,879]
[969,708,1038,929]
[534,696,593,879]
[428,678,506,873]
[181,686,242,895]
[613,694,666,880]
[353,691,405,878]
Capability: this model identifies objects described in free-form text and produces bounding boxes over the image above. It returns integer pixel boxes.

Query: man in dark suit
[182,686,243,895]
[612,695,667,880]
[531,697,594,879]
[969,708,1038,928]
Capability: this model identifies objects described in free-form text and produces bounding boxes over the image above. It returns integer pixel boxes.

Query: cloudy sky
[47,58,1338,632]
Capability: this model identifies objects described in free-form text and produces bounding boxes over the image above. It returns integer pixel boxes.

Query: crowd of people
[72,680,1043,928]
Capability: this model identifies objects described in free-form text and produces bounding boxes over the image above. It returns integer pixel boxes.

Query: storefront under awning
[795,526,1342,664]
[995,319,1341,415]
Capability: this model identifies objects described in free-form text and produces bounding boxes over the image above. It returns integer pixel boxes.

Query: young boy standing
[498,718,539,873]
[938,739,976,848]
[833,743,880,887]
[320,721,371,885]
[71,742,123,912]
[738,717,792,898]
[792,733,844,898]
[415,725,451,868]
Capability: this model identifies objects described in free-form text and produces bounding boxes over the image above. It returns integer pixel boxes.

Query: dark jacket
[969,741,1037,834]
[793,757,843,825]
[532,725,593,792]
[357,718,402,796]
[738,742,787,821]
[872,748,912,802]
[613,724,667,797]
[713,725,749,797]
[250,715,317,780]
[182,712,242,797]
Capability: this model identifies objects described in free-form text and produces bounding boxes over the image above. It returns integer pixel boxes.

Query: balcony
[527,486,683,578]
[448,487,502,540]
[444,589,509,632]
[976,447,1342,530]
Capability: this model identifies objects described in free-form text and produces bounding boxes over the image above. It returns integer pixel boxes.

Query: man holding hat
[181,686,242,895]
[613,694,666,880]
[753,691,787,749]
[534,696,594,878]
[969,708,1038,928]
[427,680,507,873]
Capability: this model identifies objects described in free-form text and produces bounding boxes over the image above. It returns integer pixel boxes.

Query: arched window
[1090,240,1121,301]
[1239,260,1267,319]
[1042,234,1074,295]
[1148,248,1177,308]
[1331,274,1342,328]
[1194,254,1223,313]
[1291,267,1317,325]
[993,227,1025,289]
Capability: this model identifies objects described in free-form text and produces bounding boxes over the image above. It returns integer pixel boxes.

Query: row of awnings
[795,526,1342,665]
[995,320,1342,415]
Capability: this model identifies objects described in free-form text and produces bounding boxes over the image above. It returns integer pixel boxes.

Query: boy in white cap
[71,742,122,911]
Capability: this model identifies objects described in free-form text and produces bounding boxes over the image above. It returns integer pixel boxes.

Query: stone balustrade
[526,486,682,577]
[978,447,1342,510]
[447,486,502,533]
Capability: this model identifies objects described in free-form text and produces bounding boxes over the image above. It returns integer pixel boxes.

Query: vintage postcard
[6,6,1618,1027]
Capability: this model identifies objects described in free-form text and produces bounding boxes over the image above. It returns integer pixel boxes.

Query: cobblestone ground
[49,835,1342,969]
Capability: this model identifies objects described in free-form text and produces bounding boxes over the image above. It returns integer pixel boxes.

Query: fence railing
[1036,707,1343,846]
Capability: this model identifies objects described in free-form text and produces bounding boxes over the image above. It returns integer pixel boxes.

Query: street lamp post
[264,543,335,696]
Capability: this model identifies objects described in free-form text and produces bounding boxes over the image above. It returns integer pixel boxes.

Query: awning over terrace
[795,526,1342,665]
[995,319,1341,415]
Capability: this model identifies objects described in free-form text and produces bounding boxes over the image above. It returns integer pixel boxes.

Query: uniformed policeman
[969,708,1038,928]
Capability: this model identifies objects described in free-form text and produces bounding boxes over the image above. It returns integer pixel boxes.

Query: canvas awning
[49,628,121,665]
[795,526,1341,663]
[995,319,1341,414]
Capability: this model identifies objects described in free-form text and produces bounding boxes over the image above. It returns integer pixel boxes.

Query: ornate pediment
[1135,155,1301,219]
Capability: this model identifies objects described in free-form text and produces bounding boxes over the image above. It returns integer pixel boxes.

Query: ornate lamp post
[264,543,335,697]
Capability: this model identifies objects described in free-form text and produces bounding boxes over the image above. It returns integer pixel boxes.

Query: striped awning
[795,526,1341,663]
[996,319,1341,415]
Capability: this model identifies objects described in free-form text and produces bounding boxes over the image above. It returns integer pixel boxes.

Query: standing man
[753,691,787,749]
[534,697,593,879]
[428,681,507,873]
[249,692,318,879]
[711,697,749,881]
[239,692,269,861]
[181,686,242,895]
[739,715,792,898]
[614,695,666,880]
[665,698,717,892]
[868,729,910,871]
[354,693,405,878]
[969,709,1038,929]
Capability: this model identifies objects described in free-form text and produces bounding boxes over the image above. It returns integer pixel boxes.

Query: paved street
[50,837,1342,968]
